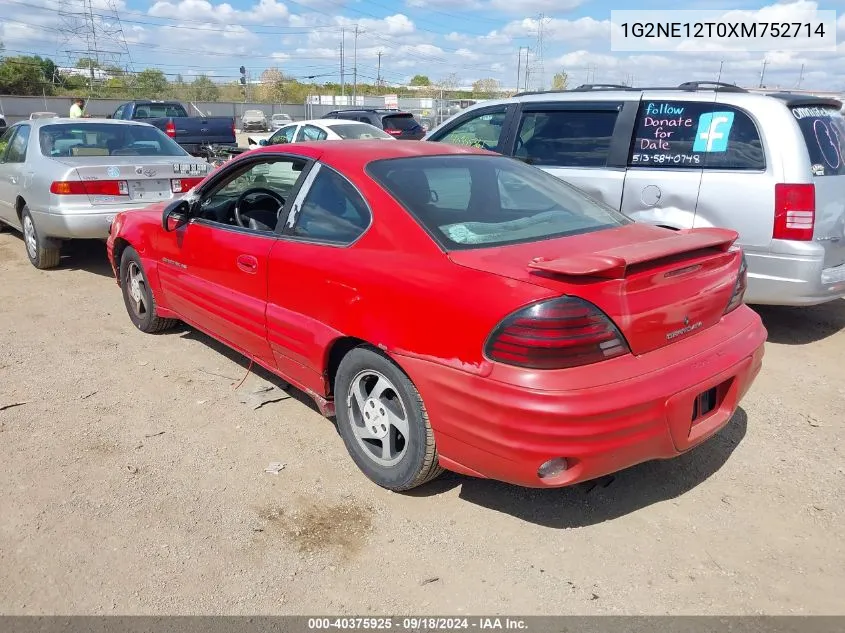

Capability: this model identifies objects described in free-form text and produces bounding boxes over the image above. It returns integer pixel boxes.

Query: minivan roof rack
[571,83,634,91]
[677,81,747,92]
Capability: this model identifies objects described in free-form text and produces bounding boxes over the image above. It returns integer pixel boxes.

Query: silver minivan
[424,82,845,306]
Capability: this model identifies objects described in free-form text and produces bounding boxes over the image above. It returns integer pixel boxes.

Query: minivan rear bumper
[744,244,845,306]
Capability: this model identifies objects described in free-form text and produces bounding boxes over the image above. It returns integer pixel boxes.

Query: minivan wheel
[21,207,61,269]
[335,347,443,491]
[120,246,178,333]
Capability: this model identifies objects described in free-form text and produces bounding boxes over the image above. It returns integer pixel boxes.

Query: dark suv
[323,109,425,140]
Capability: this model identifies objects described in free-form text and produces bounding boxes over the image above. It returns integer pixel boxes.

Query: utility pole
[516,47,527,93]
[758,58,768,88]
[352,25,359,104]
[377,50,382,88]
[340,27,345,98]
[716,60,724,84]
[796,63,805,89]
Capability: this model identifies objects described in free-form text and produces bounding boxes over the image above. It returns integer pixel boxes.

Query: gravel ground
[0,234,843,615]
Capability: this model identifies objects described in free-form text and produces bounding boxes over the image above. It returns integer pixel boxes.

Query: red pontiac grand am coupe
[107,140,767,491]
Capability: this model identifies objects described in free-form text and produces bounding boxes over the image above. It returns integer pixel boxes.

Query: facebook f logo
[693,112,735,153]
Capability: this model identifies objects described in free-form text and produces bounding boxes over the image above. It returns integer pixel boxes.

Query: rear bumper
[744,245,845,306]
[30,207,129,239]
[394,306,767,488]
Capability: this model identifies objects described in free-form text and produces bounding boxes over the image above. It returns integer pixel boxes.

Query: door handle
[236,254,258,273]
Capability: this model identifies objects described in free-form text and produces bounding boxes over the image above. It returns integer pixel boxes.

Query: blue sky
[1,0,843,90]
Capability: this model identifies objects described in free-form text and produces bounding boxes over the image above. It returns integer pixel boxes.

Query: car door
[265,162,372,395]
[0,124,30,227]
[155,154,311,368]
[619,95,710,229]
[501,100,634,210]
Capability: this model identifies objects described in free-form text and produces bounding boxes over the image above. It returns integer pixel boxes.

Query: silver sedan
[0,117,210,268]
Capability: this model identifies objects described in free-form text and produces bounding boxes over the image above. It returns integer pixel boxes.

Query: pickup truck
[111,100,236,156]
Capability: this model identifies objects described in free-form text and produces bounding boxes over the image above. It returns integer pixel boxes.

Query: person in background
[69,98,84,118]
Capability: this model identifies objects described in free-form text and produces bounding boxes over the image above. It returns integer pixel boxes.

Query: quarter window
[629,101,765,170]
[514,110,618,168]
[291,166,370,243]
[431,106,509,151]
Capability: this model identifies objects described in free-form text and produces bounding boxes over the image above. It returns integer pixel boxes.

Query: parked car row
[246,118,395,146]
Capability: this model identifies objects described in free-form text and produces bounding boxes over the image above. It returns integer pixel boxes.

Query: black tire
[21,206,61,269]
[120,246,177,333]
[334,347,443,491]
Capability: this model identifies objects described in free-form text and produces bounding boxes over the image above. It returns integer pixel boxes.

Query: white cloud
[148,0,289,23]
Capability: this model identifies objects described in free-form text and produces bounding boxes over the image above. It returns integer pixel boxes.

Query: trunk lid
[53,156,208,206]
[789,104,845,271]
[449,223,742,356]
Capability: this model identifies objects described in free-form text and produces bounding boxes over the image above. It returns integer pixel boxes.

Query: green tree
[410,74,430,86]
[0,55,54,95]
[190,75,219,101]
[75,57,100,69]
[471,77,500,97]
[551,71,568,91]
[134,68,168,97]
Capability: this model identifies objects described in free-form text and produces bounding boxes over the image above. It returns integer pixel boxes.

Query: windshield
[39,123,190,157]
[327,123,393,140]
[367,154,630,250]
[791,105,845,177]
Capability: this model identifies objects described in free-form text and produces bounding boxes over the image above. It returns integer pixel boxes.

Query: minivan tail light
[165,120,176,138]
[773,183,814,241]
[724,251,748,315]
[171,177,203,193]
[385,128,402,136]
[484,297,630,370]
[51,180,128,196]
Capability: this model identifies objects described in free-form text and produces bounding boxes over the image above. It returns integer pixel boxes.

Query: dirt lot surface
[1,233,843,615]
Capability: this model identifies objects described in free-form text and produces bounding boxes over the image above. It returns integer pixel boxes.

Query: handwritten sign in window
[629,101,765,171]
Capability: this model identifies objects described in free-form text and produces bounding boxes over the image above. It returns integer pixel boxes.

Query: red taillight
[774,183,814,241]
[165,120,176,138]
[232,120,236,136]
[724,251,748,314]
[484,297,630,370]
[50,180,128,196]
[171,177,203,193]
[385,128,402,136]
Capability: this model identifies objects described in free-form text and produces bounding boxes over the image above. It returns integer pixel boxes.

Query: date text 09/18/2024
[307,617,528,630]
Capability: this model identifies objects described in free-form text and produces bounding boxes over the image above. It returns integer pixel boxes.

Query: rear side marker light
[774,183,815,241]
[484,296,630,370]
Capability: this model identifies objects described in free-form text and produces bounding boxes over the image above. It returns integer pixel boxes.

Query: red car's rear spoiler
[528,227,738,279]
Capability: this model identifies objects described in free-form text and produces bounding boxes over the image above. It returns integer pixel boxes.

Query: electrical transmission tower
[533,13,551,91]
[56,0,134,96]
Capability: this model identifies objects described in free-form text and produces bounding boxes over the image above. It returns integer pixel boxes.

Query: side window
[296,125,328,142]
[270,125,296,145]
[291,165,370,243]
[431,106,509,151]
[113,105,125,119]
[514,110,618,168]
[0,127,15,160]
[629,101,765,170]
[5,125,31,163]
[198,157,308,231]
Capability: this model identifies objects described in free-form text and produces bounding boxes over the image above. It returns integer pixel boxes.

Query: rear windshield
[367,154,630,250]
[327,123,393,140]
[244,110,265,117]
[382,114,420,131]
[791,105,845,177]
[39,123,189,157]
[132,103,188,118]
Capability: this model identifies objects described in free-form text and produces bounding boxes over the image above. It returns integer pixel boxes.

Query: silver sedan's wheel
[20,206,61,269]
[335,347,443,491]
[347,370,410,467]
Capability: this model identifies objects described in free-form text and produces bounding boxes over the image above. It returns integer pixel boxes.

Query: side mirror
[258,139,268,146]
[162,199,190,232]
